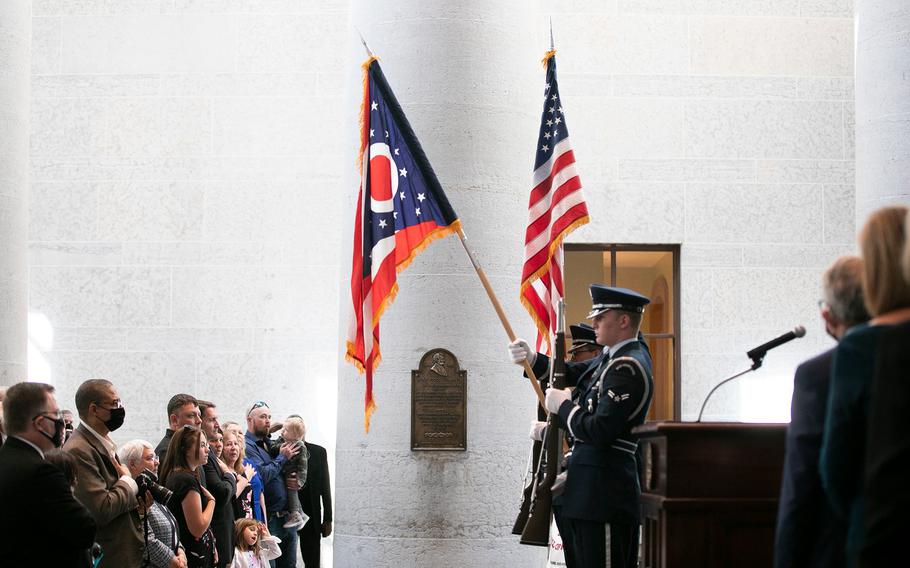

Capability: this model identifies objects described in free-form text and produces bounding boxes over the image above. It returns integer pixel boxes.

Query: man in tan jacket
[65,378,145,567]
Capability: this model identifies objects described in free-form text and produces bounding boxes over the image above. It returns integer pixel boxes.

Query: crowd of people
[0,387,332,568]
[775,205,910,568]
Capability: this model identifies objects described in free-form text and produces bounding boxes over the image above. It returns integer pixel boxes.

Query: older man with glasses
[775,256,870,568]
[245,401,302,568]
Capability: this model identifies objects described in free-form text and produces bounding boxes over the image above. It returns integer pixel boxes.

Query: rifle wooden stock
[512,374,550,535]
[511,438,540,535]
[520,326,567,546]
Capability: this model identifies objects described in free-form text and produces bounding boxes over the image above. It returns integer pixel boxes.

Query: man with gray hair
[775,256,870,568]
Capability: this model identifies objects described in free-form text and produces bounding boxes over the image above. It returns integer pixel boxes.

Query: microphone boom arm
[695,364,756,423]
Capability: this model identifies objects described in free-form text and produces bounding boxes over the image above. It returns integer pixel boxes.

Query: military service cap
[568,323,600,353]
[586,285,650,319]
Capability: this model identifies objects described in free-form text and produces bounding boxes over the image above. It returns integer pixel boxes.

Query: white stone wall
[855,0,910,222]
[0,0,31,385]
[28,0,348,454]
[553,0,857,421]
[24,0,859,566]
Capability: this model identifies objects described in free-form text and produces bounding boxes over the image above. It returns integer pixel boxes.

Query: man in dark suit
[774,256,869,568]
[0,381,97,566]
[199,400,237,568]
[293,417,333,568]
[511,285,654,568]
[65,378,144,567]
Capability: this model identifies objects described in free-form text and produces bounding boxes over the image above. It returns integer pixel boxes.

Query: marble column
[855,0,910,223]
[335,1,546,565]
[0,0,31,385]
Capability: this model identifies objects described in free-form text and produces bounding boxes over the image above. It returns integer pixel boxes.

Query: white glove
[508,339,537,367]
[529,421,546,441]
[545,387,571,414]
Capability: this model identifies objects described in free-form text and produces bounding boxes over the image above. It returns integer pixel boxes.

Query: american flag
[520,52,589,354]
[346,57,461,431]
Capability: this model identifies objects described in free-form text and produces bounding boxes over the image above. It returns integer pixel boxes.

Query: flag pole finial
[549,17,554,51]
[356,28,373,57]
[542,19,556,66]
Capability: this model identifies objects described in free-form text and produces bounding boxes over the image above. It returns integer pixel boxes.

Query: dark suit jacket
[65,424,144,567]
[774,348,846,568]
[204,450,237,566]
[821,323,885,564]
[859,321,910,567]
[299,442,332,535]
[0,436,97,566]
[154,429,173,463]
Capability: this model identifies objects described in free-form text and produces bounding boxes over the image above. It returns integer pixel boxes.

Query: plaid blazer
[142,502,181,568]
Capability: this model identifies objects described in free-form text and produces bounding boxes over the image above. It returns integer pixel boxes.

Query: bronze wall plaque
[411,348,467,451]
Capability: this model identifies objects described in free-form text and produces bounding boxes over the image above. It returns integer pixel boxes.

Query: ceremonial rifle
[520,301,567,546]
[511,374,549,535]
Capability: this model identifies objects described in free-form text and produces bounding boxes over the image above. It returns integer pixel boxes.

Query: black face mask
[36,414,66,448]
[100,406,126,432]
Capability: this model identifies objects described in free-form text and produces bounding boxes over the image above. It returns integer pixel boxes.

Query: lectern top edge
[633,421,787,435]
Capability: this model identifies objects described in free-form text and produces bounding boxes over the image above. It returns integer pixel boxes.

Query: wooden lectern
[634,422,786,568]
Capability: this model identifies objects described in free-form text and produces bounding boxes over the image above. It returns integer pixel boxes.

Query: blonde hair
[860,206,910,316]
[221,428,246,475]
[903,212,910,285]
[282,416,305,441]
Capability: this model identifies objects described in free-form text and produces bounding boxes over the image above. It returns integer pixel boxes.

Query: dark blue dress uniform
[556,340,652,524]
[527,286,654,568]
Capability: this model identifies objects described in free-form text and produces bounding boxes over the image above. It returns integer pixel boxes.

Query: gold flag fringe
[541,49,557,68]
[357,55,380,173]
[518,214,590,352]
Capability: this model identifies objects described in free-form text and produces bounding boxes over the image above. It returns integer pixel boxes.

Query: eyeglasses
[247,401,269,416]
[34,410,64,421]
[95,399,123,410]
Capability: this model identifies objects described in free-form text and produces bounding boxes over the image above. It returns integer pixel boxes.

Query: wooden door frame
[565,243,681,420]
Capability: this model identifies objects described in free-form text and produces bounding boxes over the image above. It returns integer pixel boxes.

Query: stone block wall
[552,0,856,421]
[21,1,860,566]
[28,0,348,449]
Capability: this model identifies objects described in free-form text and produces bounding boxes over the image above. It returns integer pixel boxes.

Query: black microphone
[746,325,806,365]
[696,324,807,421]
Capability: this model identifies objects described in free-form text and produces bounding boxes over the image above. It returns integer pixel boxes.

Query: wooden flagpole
[456,227,546,407]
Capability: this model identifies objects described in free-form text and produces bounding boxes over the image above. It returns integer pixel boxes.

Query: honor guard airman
[510,285,654,568]
[568,323,601,363]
